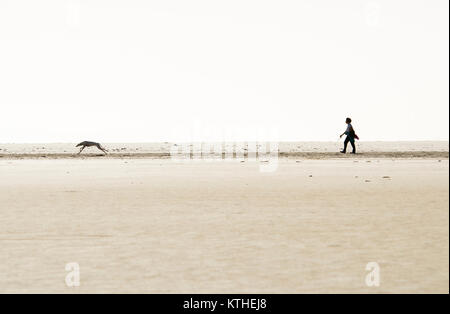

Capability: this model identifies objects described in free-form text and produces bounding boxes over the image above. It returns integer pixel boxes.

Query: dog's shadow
[75,154,107,157]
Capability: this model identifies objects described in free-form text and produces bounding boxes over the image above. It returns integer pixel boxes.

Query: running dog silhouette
[76,141,108,155]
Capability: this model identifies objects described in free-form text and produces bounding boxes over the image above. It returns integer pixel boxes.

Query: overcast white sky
[0,0,448,143]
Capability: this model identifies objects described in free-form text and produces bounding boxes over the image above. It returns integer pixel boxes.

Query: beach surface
[0,141,448,159]
[0,149,448,293]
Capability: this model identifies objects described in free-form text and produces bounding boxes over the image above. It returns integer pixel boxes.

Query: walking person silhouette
[340,117,359,154]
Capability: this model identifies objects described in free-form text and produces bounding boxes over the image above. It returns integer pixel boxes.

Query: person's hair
[346,117,352,123]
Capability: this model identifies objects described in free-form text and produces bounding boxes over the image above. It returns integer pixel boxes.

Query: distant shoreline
[0,141,448,160]
[0,151,448,160]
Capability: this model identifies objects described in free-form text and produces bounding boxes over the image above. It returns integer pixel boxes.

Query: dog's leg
[97,144,108,155]
[78,146,85,155]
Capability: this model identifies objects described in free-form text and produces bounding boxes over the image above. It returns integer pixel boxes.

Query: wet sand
[0,151,448,160]
[0,157,448,293]
[0,141,448,160]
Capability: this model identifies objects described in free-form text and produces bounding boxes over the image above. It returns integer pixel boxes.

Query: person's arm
[340,124,351,138]
[340,126,349,138]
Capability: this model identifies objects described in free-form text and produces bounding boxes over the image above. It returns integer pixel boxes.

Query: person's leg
[350,139,356,153]
[341,137,349,153]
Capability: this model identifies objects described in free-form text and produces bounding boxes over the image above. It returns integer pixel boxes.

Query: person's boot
[340,150,346,154]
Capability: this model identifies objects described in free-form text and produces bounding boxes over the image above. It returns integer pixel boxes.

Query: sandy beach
[0,142,448,293]
[1,0,449,299]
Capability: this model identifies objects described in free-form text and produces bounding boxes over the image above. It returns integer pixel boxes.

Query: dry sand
[0,153,448,293]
